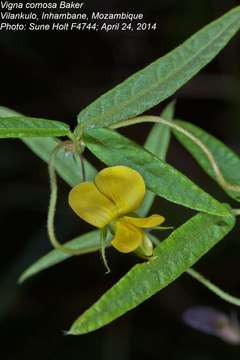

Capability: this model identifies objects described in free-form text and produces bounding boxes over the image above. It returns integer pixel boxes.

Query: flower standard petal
[69,182,118,228]
[124,214,165,228]
[111,219,143,253]
[95,166,145,216]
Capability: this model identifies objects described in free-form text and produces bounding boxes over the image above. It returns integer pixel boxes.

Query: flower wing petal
[124,214,165,228]
[111,219,143,253]
[95,166,145,216]
[69,182,118,228]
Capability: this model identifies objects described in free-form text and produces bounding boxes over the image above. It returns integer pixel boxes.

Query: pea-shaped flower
[69,166,165,254]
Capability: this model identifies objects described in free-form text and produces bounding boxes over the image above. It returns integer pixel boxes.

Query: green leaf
[19,230,100,283]
[68,212,235,335]
[144,102,174,159]
[76,6,240,130]
[173,120,240,202]
[138,101,174,216]
[84,128,230,216]
[0,106,96,186]
[0,116,70,138]
[23,137,96,186]
[0,106,20,117]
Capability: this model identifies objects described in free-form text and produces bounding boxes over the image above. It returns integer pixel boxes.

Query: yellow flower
[68,166,165,254]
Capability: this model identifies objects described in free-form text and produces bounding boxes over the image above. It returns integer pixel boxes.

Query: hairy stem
[187,268,240,306]
[80,154,86,182]
[111,116,240,193]
[48,144,85,255]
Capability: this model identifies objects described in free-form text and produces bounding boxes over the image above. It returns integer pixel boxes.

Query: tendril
[47,141,86,255]
[187,268,240,306]
[111,116,240,194]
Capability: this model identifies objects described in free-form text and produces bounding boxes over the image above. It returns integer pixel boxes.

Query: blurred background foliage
[0,0,240,359]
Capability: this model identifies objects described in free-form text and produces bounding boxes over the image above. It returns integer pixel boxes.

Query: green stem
[80,154,86,182]
[111,116,240,194]
[100,228,110,274]
[152,237,240,306]
[48,144,86,255]
[187,268,240,306]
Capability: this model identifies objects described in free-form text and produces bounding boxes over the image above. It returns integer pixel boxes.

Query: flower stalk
[100,227,111,274]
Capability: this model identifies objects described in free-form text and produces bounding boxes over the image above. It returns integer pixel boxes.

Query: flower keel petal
[111,219,143,253]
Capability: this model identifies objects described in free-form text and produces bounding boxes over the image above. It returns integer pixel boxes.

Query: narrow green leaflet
[138,101,174,216]
[0,116,70,138]
[19,230,100,283]
[68,212,235,335]
[0,106,96,185]
[173,120,240,202]
[76,6,240,130]
[83,128,230,216]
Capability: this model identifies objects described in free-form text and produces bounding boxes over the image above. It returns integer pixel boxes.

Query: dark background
[0,0,240,359]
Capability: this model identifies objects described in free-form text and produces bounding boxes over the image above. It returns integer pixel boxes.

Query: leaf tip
[17,273,26,285]
[18,268,32,284]
[65,326,86,336]
[168,98,177,108]
[66,315,98,336]
[218,204,233,217]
